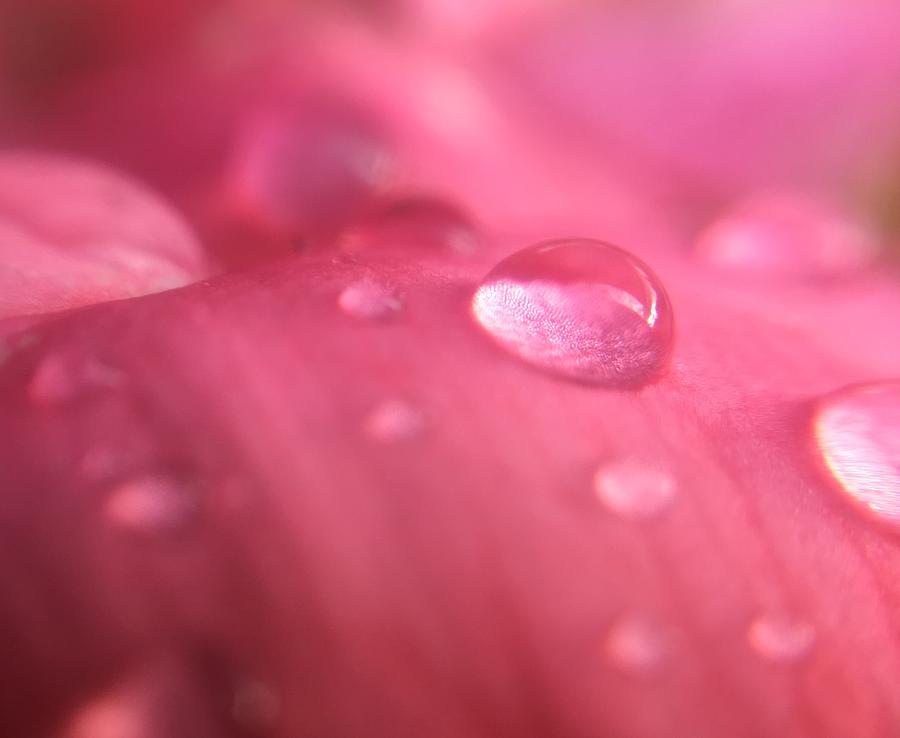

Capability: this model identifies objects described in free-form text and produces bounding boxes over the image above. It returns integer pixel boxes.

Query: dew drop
[227,103,394,235]
[61,689,153,738]
[340,196,479,255]
[28,354,123,405]
[748,614,815,663]
[605,615,671,675]
[696,191,877,277]
[813,382,900,526]
[594,459,676,519]
[471,239,674,386]
[338,281,403,320]
[104,474,198,535]
[363,398,426,442]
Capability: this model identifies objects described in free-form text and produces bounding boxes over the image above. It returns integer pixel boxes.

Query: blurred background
[2,0,899,274]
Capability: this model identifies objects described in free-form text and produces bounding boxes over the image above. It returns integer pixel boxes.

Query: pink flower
[1,3,899,737]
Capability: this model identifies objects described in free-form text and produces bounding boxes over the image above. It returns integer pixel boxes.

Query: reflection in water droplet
[748,614,815,663]
[364,399,426,442]
[471,239,674,386]
[594,459,676,519]
[338,281,402,320]
[105,474,198,534]
[340,196,479,255]
[605,615,671,675]
[813,382,900,527]
[232,679,281,732]
[28,354,123,405]
[696,191,876,277]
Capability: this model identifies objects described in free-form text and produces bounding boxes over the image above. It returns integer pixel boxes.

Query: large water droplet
[748,614,815,664]
[696,191,876,277]
[104,474,198,535]
[604,615,671,675]
[340,196,479,255]
[813,382,900,526]
[471,239,674,386]
[338,281,403,320]
[594,459,676,519]
[363,398,426,442]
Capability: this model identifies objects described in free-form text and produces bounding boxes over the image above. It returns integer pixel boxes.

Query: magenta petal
[1,247,900,736]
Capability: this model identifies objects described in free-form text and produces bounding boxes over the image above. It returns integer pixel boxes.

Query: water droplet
[61,690,153,738]
[696,191,876,277]
[104,474,198,535]
[60,662,221,738]
[340,196,479,255]
[232,678,281,732]
[813,382,900,526]
[594,459,676,519]
[338,281,403,320]
[605,615,671,675]
[227,104,394,235]
[28,354,123,405]
[363,399,426,442]
[471,239,674,386]
[748,614,815,663]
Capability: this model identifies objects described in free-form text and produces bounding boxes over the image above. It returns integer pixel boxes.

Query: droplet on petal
[594,459,676,519]
[363,399,426,442]
[340,196,479,255]
[338,281,403,320]
[28,354,124,405]
[748,614,816,664]
[104,474,198,535]
[61,687,154,738]
[605,615,671,675]
[696,191,877,277]
[813,382,900,527]
[226,103,394,236]
[471,239,674,386]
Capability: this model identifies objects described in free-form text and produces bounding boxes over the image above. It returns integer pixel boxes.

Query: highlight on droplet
[471,239,674,387]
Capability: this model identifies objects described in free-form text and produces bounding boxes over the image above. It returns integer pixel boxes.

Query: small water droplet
[363,399,426,442]
[338,281,402,320]
[471,239,674,386]
[104,474,198,534]
[340,196,479,255]
[232,678,281,732]
[748,614,815,663]
[605,615,671,675]
[813,382,900,526]
[594,459,676,519]
[696,191,876,277]
[61,690,152,738]
[28,354,123,405]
